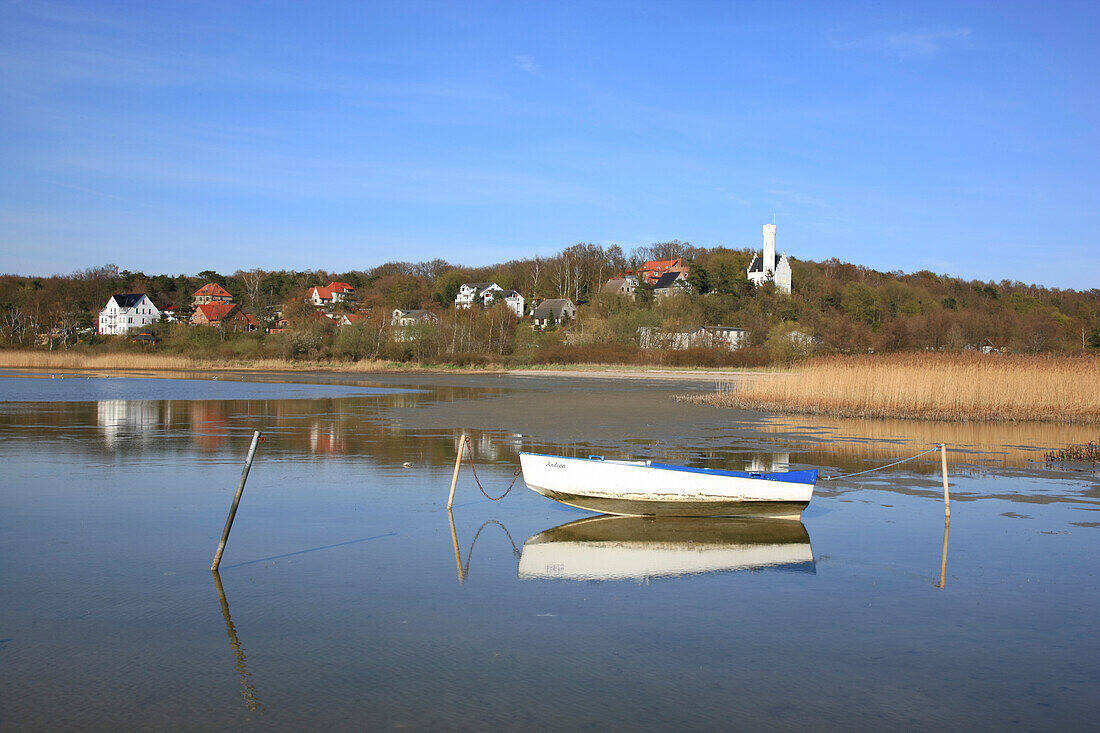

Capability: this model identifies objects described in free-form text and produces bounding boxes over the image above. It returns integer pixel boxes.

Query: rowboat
[518,452,816,517]
[518,514,815,581]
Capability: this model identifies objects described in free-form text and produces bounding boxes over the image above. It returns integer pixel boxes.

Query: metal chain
[461,519,523,577]
[462,439,523,501]
[821,445,941,481]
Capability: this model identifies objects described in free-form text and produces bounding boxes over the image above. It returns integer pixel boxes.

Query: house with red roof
[306,282,357,306]
[192,283,233,306]
[189,302,250,331]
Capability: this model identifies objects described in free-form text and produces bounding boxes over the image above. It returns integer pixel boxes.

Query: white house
[747,223,792,294]
[98,294,161,335]
[496,290,525,317]
[638,325,748,350]
[455,282,524,317]
[391,308,439,342]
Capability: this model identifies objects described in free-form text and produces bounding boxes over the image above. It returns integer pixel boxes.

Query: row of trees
[2,241,1099,358]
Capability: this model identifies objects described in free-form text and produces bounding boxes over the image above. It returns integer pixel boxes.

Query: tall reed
[683,353,1100,422]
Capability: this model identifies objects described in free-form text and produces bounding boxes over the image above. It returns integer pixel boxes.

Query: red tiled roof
[640,259,679,271]
[193,283,232,298]
[195,302,239,321]
[309,286,334,300]
[327,281,355,293]
[342,313,370,323]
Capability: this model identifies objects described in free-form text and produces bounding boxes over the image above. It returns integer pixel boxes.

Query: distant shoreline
[0,350,765,382]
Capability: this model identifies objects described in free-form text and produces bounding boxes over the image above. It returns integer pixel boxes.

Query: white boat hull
[519,452,815,517]
[518,515,815,580]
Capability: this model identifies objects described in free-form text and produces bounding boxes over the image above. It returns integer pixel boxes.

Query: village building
[653,271,691,299]
[98,293,161,335]
[639,325,748,350]
[190,302,251,331]
[601,276,638,298]
[747,223,792,294]
[338,313,371,326]
[305,282,357,307]
[454,283,524,317]
[531,298,578,328]
[391,308,439,342]
[192,283,233,306]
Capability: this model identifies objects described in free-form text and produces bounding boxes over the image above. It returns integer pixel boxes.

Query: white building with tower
[747,223,792,294]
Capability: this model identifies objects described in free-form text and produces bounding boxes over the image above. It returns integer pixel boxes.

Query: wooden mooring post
[447,434,467,510]
[940,443,951,518]
[211,430,262,571]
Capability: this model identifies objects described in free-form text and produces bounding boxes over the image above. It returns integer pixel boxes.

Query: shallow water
[0,369,1097,730]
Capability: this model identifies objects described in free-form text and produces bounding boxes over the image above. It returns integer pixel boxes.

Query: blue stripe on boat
[520,452,818,485]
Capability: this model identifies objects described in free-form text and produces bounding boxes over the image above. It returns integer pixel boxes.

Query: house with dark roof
[455,282,501,308]
[98,294,161,335]
[531,298,577,328]
[454,282,525,316]
[653,271,690,299]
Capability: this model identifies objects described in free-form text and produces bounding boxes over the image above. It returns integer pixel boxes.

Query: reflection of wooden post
[940,443,951,518]
[212,570,265,714]
[447,508,465,584]
[212,430,261,571]
[938,517,950,589]
[447,434,467,510]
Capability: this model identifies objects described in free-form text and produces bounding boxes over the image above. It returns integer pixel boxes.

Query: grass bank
[680,353,1100,423]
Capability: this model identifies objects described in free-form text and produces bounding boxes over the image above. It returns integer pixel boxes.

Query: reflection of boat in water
[518,515,815,581]
[519,452,815,516]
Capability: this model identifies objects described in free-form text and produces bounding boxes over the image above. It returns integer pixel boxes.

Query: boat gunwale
[519,451,818,485]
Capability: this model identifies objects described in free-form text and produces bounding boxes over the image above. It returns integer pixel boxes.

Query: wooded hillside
[2,241,1098,361]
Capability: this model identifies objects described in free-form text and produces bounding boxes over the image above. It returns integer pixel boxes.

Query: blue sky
[1,0,1097,289]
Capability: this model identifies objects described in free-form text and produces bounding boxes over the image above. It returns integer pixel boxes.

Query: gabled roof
[195,302,239,321]
[327,282,355,293]
[653,271,686,289]
[342,313,370,323]
[532,298,576,318]
[640,259,680,271]
[308,286,334,300]
[110,293,149,309]
[193,283,232,298]
[461,282,498,292]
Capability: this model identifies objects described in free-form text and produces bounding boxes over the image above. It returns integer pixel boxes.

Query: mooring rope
[462,439,523,501]
[821,445,942,481]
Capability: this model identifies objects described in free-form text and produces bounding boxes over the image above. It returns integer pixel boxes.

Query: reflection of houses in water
[309,421,347,455]
[517,515,814,582]
[190,401,231,452]
[747,452,790,473]
[96,400,159,449]
[457,432,518,463]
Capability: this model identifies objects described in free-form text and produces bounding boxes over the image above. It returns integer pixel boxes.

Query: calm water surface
[1,369,1097,731]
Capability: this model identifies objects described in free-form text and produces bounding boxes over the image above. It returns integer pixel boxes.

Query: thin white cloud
[513,54,538,73]
[832,28,971,58]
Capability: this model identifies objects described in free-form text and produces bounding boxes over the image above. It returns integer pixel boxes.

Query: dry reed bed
[0,350,400,373]
[683,354,1100,423]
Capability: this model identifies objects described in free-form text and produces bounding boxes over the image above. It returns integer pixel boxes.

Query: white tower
[762,224,777,275]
